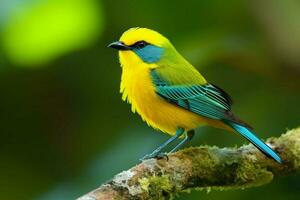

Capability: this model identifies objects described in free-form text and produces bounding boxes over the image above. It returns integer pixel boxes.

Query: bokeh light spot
[1,0,103,67]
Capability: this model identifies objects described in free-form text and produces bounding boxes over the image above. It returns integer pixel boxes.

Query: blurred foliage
[1,0,103,66]
[0,0,299,200]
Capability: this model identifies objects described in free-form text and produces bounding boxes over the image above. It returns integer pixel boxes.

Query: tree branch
[77,128,300,200]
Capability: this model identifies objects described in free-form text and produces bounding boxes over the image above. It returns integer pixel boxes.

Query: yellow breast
[119,51,214,135]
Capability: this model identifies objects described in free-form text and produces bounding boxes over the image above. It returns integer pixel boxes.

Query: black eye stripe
[129,41,149,49]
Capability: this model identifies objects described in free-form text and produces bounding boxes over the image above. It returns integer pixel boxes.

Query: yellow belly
[134,92,208,134]
[121,65,220,135]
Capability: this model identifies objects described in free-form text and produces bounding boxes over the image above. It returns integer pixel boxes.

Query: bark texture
[78,128,300,200]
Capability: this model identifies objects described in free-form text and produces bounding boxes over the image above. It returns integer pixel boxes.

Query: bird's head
[108,28,178,67]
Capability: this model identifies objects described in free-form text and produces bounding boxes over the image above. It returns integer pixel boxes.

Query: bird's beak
[107,41,131,50]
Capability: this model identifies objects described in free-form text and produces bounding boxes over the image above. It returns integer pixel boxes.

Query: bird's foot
[140,152,168,161]
[155,152,169,160]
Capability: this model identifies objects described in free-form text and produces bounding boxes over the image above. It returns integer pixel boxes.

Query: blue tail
[225,121,282,163]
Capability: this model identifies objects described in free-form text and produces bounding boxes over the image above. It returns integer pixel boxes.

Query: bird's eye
[133,41,148,49]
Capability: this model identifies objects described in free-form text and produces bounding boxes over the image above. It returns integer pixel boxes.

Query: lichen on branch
[77,127,300,200]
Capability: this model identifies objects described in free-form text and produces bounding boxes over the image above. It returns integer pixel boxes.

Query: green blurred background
[0,0,299,199]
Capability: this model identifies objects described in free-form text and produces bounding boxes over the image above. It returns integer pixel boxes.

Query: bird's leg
[140,128,184,160]
[169,130,195,153]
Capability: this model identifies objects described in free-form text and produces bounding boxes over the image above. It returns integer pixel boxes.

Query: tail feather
[225,121,282,163]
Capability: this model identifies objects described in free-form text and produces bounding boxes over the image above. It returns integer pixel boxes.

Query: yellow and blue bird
[108,27,282,163]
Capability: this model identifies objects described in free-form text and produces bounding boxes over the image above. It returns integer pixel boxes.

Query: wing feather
[150,70,243,124]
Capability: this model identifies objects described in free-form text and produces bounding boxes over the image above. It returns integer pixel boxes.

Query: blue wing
[151,70,235,122]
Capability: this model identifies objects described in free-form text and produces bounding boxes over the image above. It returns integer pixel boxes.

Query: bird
[108,27,282,163]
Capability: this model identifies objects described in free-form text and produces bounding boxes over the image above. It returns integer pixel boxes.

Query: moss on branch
[77,127,300,200]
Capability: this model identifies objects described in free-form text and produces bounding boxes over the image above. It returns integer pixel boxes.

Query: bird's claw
[140,152,169,161]
[156,152,169,160]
